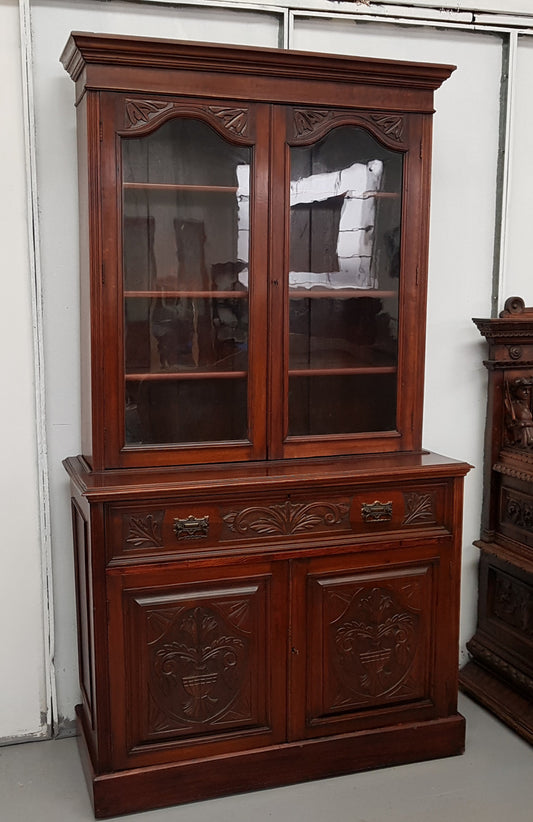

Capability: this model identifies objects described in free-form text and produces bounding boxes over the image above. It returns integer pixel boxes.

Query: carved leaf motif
[369,114,404,141]
[402,492,435,525]
[148,605,249,729]
[125,99,173,127]
[125,512,163,548]
[293,109,331,136]
[223,500,350,536]
[208,106,248,135]
[332,586,419,701]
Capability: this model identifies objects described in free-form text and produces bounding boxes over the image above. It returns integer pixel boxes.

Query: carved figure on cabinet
[504,377,533,448]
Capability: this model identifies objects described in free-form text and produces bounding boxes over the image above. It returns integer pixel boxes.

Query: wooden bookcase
[60,32,470,817]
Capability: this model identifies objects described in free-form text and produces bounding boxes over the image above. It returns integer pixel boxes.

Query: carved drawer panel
[106,482,449,564]
[350,482,448,536]
[106,491,354,563]
[499,481,533,549]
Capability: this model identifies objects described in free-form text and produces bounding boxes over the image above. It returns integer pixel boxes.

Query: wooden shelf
[289,366,397,377]
[125,290,248,299]
[125,370,247,381]
[123,182,238,193]
[289,289,397,300]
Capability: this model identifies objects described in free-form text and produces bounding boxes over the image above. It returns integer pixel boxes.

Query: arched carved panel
[289,107,407,149]
[122,98,251,141]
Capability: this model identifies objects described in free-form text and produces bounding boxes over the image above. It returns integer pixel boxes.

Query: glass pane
[121,117,251,447]
[125,296,248,374]
[289,374,397,436]
[126,378,248,445]
[289,295,397,371]
[288,126,402,437]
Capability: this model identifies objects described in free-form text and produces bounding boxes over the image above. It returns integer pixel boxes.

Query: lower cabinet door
[107,560,288,768]
[289,546,450,739]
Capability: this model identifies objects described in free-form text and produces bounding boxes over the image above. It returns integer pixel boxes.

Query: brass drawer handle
[361,501,393,523]
[173,515,209,540]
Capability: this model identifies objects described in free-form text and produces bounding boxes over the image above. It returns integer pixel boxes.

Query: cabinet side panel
[71,498,96,735]
[76,94,93,466]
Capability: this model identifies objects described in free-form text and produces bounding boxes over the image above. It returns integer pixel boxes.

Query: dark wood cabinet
[460,297,533,743]
[61,32,469,817]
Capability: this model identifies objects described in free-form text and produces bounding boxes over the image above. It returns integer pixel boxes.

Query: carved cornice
[466,638,533,695]
[475,320,533,340]
[61,32,454,97]
[494,462,533,483]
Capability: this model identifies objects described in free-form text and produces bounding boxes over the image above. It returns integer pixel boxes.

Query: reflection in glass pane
[289,296,397,371]
[122,119,250,292]
[121,117,251,447]
[288,374,397,437]
[289,127,402,292]
[287,126,402,438]
[125,378,248,445]
[125,296,248,374]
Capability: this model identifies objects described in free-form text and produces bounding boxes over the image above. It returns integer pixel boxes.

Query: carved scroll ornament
[223,499,350,536]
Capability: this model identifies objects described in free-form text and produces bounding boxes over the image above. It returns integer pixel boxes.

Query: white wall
[0,0,47,741]
[3,0,533,741]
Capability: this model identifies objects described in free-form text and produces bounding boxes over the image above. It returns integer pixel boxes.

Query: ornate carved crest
[369,113,404,141]
[124,512,164,549]
[125,99,174,127]
[293,109,332,137]
[402,492,435,525]
[207,106,248,136]
[223,500,350,536]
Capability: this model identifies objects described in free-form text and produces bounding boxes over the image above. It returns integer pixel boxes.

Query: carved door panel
[107,560,288,768]
[289,551,439,739]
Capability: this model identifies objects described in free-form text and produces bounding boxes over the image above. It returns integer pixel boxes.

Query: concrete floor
[1,694,531,822]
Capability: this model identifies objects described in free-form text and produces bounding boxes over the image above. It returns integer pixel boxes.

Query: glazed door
[288,547,447,740]
[107,559,288,769]
[268,107,428,460]
[99,94,270,468]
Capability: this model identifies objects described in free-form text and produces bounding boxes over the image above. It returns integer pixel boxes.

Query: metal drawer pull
[173,515,210,540]
[361,501,393,523]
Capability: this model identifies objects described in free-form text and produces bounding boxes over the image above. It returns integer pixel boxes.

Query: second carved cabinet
[60,33,469,817]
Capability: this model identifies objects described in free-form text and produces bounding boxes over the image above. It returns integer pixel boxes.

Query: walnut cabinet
[61,33,469,817]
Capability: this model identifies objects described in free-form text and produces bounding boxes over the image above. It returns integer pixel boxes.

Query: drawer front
[351,482,449,536]
[107,492,352,563]
[106,482,450,564]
